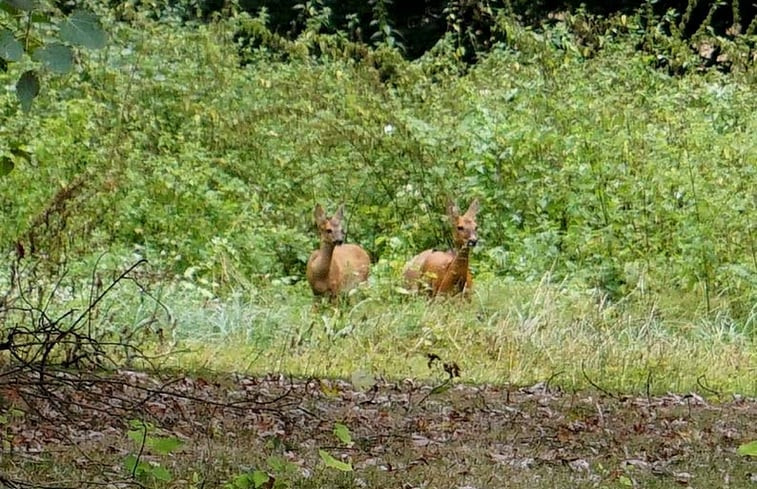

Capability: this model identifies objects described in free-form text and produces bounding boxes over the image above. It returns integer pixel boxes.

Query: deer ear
[465,198,480,217]
[446,198,461,220]
[334,204,345,221]
[314,204,326,225]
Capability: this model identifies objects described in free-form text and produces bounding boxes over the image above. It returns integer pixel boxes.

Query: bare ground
[1,367,755,488]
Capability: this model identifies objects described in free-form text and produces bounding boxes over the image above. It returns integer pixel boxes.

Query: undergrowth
[1,9,755,324]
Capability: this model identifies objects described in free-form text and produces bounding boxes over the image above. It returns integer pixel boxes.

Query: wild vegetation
[0,0,755,487]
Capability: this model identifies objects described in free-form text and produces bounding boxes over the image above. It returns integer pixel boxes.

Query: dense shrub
[0,7,754,322]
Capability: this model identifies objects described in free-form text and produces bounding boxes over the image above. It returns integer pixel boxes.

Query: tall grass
[163,263,755,394]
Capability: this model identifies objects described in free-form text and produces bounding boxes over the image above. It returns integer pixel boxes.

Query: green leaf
[9,146,32,165]
[127,420,149,444]
[618,474,633,486]
[4,0,35,11]
[151,465,173,481]
[60,10,106,50]
[333,423,352,445]
[16,70,39,112]
[31,11,50,23]
[251,470,269,488]
[0,29,23,61]
[232,473,255,489]
[123,454,138,473]
[33,43,73,74]
[127,430,145,445]
[129,419,152,430]
[0,157,14,177]
[266,455,296,474]
[738,440,757,457]
[148,436,184,455]
[318,449,352,472]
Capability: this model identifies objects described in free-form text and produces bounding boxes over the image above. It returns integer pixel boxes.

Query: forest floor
[1,368,755,488]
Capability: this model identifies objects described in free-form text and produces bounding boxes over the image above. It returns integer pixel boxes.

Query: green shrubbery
[0,5,755,325]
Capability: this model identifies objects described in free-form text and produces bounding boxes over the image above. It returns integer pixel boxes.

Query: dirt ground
[1,368,755,488]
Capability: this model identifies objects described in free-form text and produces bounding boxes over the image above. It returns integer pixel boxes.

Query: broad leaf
[318,449,352,472]
[123,454,138,473]
[148,436,184,455]
[0,157,14,177]
[251,470,269,488]
[738,440,757,457]
[151,465,173,481]
[33,43,73,74]
[0,29,23,61]
[16,70,39,112]
[232,473,253,489]
[129,419,152,430]
[4,0,35,11]
[60,10,106,50]
[333,423,352,445]
[127,429,146,445]
[31,11,50,23]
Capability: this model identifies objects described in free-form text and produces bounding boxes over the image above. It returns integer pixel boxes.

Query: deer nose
[467,238,478,247]
[334,239,344,246]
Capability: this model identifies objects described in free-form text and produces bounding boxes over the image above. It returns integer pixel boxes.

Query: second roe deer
[306,203,371,298]
[403,198,480,297]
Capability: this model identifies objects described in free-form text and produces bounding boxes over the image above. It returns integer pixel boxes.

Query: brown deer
[306,204,371,297]
[403,198,480,297]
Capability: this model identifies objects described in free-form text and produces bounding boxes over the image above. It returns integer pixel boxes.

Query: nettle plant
[0,0,106,175]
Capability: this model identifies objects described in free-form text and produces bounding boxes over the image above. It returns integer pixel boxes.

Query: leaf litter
[0,368,755,488]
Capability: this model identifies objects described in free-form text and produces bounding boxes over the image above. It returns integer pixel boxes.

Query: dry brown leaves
[0,368,755,488]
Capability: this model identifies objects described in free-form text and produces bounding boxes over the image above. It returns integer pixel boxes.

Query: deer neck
[312,240,337,279]
[436,246,470,293]
[448,246,470,275]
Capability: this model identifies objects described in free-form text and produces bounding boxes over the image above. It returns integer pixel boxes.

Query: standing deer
[403,198,480,297]
[306,204,371,298]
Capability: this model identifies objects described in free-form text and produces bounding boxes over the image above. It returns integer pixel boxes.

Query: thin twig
[581,360,617,398]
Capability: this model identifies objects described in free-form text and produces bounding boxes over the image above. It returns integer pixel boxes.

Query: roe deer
[403,198,480,297]
[306,204,371,297]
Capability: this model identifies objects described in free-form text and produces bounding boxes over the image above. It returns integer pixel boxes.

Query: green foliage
[0,3,106,114]
[228,470,270,489]
[318,449,352,472]
[15,70,39,112]
[32,43,74,73]
[0,8,755,326]
[318,422,354,472]
[738,440,757,457]
[60,10,107,49]
[124,419,184,483]
[333,423,352,445]
[224,453,302,489]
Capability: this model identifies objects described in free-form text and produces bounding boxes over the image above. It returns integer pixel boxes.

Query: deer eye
[326,229,333,234]
[457,226,464,231]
